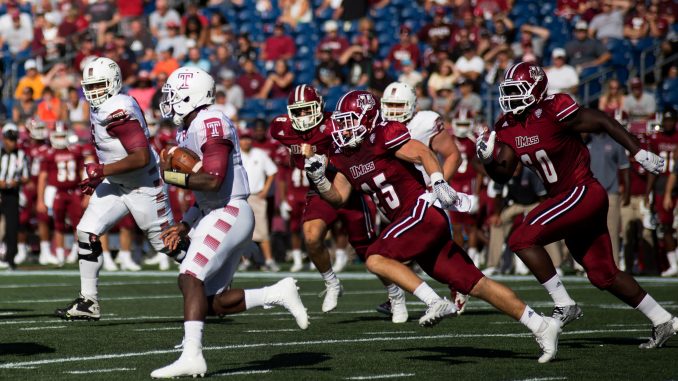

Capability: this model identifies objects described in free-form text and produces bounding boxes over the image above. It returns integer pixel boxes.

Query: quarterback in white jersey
[55,57,175,322]
[151,67,308,379]
[381,81,472,314]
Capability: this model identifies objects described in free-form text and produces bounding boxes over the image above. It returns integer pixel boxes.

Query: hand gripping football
[167,146,203,173]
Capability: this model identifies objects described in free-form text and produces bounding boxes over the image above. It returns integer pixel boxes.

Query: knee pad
[77,230,102,262]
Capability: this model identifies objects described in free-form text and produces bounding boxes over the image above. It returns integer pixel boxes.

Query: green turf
[0,267,677,380]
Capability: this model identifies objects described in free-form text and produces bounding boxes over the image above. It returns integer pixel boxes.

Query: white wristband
[430,172,444,184]
[315,176,332,193]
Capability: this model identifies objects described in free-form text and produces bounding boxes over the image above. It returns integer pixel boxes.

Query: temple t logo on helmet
[178,72,194,89]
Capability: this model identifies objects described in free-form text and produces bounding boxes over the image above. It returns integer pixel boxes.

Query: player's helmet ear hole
[184,96,190,102]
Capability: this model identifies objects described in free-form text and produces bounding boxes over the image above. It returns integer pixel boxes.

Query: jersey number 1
[520,149,558,183]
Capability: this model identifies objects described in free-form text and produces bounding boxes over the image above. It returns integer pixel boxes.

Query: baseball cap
[24,59,37,71]
[552,48,566,58]
[323,20,338,32]
[219,68,235,80]
[663,108,677,120]
[2,123,18,139]
[575,20,588,30]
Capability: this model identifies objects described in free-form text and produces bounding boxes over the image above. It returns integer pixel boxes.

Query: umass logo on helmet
[529,66,544,81]
[357,94,375,111]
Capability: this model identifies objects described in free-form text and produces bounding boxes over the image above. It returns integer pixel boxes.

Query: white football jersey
[90,94,160,188]
[176,109,249,211]
[406,110,444,186]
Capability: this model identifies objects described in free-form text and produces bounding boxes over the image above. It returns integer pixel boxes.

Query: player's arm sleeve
[383,122,411,151]
[107,118,148,153]
[201,138,233,180]
[552,94,580,124]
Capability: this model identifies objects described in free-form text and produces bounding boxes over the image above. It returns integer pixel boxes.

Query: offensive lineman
[54,57,175,320]
[151,67,308,378]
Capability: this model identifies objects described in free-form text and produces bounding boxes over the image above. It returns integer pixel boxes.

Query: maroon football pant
[303,192,377,259]
[366,197,484,295]
[53,190,83,232]
[509,180,619,289]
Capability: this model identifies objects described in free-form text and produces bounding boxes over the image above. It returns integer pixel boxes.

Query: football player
[37,124,85,265]
[476,61,678,348]
[54,57,175,320]
[270,85,387,316]
[380,82,471,315]
[18,118,55,265]
[152,67,308,378]
[307,90,562,363]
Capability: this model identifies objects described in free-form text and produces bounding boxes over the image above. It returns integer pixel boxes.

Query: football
[166,146,203,173]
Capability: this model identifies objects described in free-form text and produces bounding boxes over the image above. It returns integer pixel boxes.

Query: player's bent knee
[586,268,618,289]
[77,230,102,262]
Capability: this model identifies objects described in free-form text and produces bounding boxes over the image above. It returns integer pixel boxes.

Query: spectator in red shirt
[262,22,297,63]
[418,8,454,50]
[316,20,349,60]
[238,58,266,98]
[73,36,100,71]
[386,26,420,72]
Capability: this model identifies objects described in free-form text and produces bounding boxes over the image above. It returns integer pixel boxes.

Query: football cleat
[150,352,207,379]
[264,277,309,329]
[319,280,343,313]
[376,300,392,316]
[534,317,562,363]
[551,304,583,327]
[419,298,457,327]
[54,294,101,321]
[452,291,470,315]
[390,290,408,324]
[639,317,678,349]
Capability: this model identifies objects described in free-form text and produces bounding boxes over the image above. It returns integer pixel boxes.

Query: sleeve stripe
[556,102,578,118]
[385,132,410,147]
[557,104,579,121]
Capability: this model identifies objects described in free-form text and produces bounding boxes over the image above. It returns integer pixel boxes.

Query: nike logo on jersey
[515,135,540,149]
[349,161,375,179]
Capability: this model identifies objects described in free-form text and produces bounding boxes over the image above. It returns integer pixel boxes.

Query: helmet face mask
[331,111,369,148]
[288,101,323,131]
[498,62,547,115]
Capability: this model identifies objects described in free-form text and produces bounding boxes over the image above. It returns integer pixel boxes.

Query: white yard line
[0,280,174,289]
[213,370,272,377]
[244,329,298,333]
[346,373,415,380]
[0,294,181,304]
[64,367,136,374]
[19,325,66,331]
[133,327,183,332]
[362,331,417,335]
[0,328,650,369]
[510,377,567,381]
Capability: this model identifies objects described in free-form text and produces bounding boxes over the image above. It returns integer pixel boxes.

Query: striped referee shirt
[0,147,29,188]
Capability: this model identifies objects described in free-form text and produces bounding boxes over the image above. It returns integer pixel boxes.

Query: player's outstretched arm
[430,130,462,180]
[395,139,443,176]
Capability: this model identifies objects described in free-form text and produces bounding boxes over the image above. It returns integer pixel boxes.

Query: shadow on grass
[0,309,52,320]
[210,351,332,376]
[383,346,522,365]
[561,336,644,348]
[0,342,55,357]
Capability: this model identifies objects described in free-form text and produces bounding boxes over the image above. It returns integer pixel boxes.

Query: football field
[1,267,677,380]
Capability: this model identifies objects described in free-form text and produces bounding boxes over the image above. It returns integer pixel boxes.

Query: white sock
[336,249,347,259]
[520,305,547,334]
[321,269,338,284]
[636,294,672,326]
[244,288,267,310]
[55,247,65,262]
[542,274,576,307]
[468,247,479,257]
[292,249,302,265]
[119,250,132,262]
[667,251,677,268]
[386,283,403,298]
[79,256,103,300]
[17,243,27,256]
[266,258,276,265]
[413,282,440,306]
[40,241,51,254]
[183,321,204,355]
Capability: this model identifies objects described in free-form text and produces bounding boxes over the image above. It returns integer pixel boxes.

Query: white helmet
[381,82,417,123]
[80,57,122,107]
[26,118,48,140]
[50,122,70,149]
[161,66,215,125]
[452,108,475,138]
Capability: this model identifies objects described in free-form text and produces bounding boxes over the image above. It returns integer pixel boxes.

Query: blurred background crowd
[0,0,676,276]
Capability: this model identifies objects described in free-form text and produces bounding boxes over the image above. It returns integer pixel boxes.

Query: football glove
[304,154,331,192]
[85,162,105,181]
[476,129,496,164]
[634,149,664,175]
[431,172,459,209]
[280,200,292,221]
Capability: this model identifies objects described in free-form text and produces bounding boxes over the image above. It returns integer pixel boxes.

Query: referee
[0,123,29,269]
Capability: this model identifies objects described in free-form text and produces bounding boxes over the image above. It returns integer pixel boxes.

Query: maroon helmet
[330,90,380,148]
[287,84,324,131]
[498,61,548,115]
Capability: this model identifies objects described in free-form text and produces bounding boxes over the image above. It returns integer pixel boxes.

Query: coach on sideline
[0,123,29,270]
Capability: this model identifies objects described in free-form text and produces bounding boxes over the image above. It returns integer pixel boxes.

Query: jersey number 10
[520,149,558,184]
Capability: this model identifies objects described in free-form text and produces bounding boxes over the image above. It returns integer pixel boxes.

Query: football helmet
[452,108,475,138]
[81,57,122,107]
[161,67,215,125]
[287,84,324,132]
[498,61,548,115]
[331,90,380,148]
[50,122,70,149]
[26,118,48,140]
[381,82,416,123]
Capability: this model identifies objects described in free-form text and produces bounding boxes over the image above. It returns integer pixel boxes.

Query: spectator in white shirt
[397,58,423,88]
[209,91,238,121]
[0,8,33,56]
[149,0,181,40]
[455,43,485,84]
[545,48,580,96]
[588,0,631,41]
[622,77,656,122]
[239,130,279,272]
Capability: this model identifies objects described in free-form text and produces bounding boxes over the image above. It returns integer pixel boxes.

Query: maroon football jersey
[23,141,50,180]
[451,136,478,194]
[270,113,334,170]
[626,122,649,196]
[329,120,427,221]
[494,93,594,196]
[647,129,678,193]
[41,146,84,190]
[278,165,310,202]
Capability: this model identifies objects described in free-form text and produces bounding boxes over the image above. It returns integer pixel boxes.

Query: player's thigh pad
[124,184,174,252]
[338,193,377,258]
[180,199,254,294]
[77,180,129,235]
[302,192,339,225]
